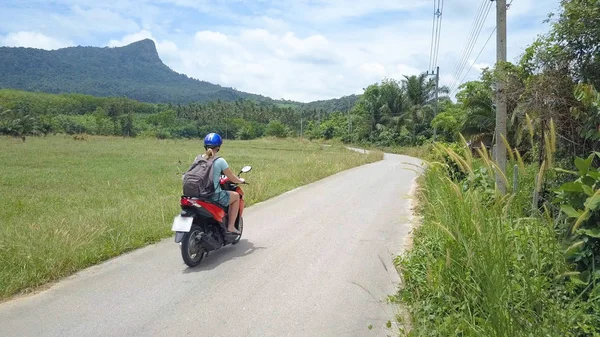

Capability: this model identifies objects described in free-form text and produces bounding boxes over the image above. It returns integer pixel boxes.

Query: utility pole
[347,108,351,141]
[495,0,507,193]
[425,66,440,141]
[434,66,439,141]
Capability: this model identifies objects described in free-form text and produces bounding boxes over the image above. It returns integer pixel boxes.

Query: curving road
[0,153,423,337]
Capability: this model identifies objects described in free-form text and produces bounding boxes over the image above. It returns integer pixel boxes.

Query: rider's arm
[222,167,244,184]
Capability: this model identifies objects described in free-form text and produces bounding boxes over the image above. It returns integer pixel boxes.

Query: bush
[265,120,288,138]
[553,152,600,278]
[431,141,469,182]
[396,162,594,336]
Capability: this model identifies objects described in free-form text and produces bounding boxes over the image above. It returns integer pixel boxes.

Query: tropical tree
[455,80,495,138]
[0,106,38,140]
[403,73,450,141]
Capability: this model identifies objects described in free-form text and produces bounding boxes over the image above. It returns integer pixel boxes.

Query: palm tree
[455,81,495,141]
[402,73,450,142]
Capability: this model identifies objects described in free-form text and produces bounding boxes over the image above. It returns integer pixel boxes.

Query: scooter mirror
[241,165,252,173]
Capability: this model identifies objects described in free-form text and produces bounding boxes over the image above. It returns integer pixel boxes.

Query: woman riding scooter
[188,133,245,235]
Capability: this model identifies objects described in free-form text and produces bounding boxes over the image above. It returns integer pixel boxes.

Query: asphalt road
[0,153,423,337]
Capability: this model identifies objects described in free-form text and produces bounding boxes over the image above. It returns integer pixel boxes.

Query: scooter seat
[182,196,228,212]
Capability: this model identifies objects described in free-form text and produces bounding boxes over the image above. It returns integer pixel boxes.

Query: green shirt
[212,157,229,194]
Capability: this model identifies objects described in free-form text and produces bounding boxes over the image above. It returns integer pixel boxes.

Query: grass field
[0,135,381,300]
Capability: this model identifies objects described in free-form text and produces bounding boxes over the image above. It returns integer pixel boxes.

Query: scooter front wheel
[181,225,205,267]
[232,217,243,244]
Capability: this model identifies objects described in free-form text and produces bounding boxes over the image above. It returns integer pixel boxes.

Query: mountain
[0,39,272,104]
[302,94,360,112]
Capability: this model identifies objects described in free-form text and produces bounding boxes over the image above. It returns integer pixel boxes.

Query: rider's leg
[226,191,240,233]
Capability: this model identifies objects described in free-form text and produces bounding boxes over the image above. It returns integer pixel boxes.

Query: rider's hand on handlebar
[238,177,246,184]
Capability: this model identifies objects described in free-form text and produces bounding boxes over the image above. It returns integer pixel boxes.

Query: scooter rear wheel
[181,225,205,267]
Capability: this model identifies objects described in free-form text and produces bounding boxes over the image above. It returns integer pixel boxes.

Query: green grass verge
[0,135,381,300]
[394,161,595,336]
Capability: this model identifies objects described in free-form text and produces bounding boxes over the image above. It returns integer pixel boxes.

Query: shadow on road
[182,239,266,273]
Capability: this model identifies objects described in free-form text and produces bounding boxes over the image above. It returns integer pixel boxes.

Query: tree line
[0,89,317,140]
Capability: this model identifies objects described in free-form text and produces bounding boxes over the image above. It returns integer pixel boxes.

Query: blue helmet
[203,133,223,147]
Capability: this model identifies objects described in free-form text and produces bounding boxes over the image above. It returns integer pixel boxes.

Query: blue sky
[0,0,561,102]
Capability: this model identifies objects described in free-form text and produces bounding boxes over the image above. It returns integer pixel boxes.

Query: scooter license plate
[171,215,193,232]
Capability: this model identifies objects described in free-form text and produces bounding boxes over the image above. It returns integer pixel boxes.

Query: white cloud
[43,6,140,37]
[360,62,386,77]
[0,31,72,50]
[263,0,430,23]
[394,64,422,78]
[71,6,140,33]
[194,31,230,45]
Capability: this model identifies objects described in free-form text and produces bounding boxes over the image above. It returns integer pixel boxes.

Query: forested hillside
[0,39,273,104]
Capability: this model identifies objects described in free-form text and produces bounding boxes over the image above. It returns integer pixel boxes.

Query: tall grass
[395,141,592,336]
[0,135,381,300]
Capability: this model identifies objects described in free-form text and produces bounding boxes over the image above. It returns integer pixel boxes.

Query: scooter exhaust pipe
[199,233,221,251]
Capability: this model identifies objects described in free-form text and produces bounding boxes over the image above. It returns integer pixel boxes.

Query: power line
[452,27,496,95]
[451,0,515,94]
[447,0,487,84]
[449,0,494,93]
[448,0,492,92]
[427,0,436,71]
[453,1,493,90]
[432,0,445,70]
[428,0,444,72]
[431,0,441,71]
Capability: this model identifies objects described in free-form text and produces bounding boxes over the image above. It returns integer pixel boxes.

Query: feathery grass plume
[445,248,451,268]
[472,218,482,236]
[476,145,494,174]
[500,134,515,162]
[542,204,554,229]
[491,162,510,192]
[433,221,456,241]
[425,266,433,288]
[445,147,472,175]
[480,141,492,161]
[516,125,524,147]
[514,149,525,173]
[554,271,581,281]
[565,241,585,256]
[536,160,546,194]
[544,131,554,168]
[549,118,557,154]
[433,142,447,159]
[459,133,473,169]
[500,194,515,216]
[525,113,535,148]
[479,152,495,178]
[446,177,464,201]
[478,142,494,175]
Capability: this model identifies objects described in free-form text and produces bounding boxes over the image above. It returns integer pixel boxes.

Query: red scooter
[171,165,251,267]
